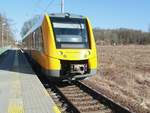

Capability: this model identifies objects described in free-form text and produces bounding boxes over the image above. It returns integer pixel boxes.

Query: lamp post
[1,23,6,47]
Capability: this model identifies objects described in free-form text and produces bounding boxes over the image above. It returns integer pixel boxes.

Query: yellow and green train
[22,13,97,80]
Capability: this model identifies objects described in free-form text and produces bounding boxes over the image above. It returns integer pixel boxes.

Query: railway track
[45,80,133,113]
[26,52,134,113]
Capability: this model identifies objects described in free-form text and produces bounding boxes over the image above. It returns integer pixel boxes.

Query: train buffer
[0,49,60,113]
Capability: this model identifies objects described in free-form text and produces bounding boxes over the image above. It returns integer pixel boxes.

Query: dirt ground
[84,45,150,113]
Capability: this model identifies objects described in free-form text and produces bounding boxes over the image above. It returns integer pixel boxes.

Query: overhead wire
[42,0,55,14]
[24,0,56,24]
[25,0,42,19]
[33,0,43,16]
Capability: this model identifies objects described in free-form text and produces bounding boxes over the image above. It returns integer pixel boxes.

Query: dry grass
[86,45,150,112]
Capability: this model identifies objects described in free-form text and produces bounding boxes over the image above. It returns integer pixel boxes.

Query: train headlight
[86,51,91,55]
[58,51,63,55]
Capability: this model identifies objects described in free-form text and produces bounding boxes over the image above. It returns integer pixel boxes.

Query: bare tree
[0,13,15,47]
[93,28,150,45]
[21,15,40,37]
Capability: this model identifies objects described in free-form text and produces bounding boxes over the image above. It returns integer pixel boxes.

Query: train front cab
[42,14,97,80]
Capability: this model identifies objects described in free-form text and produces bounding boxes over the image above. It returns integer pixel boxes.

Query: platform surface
[0,49,60,113]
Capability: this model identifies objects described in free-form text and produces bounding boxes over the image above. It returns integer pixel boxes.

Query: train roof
[49,13,86,19]
[22,13,86,40]
[22,15,44,40]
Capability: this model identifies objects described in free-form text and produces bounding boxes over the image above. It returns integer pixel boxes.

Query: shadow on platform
[0,50,35,75]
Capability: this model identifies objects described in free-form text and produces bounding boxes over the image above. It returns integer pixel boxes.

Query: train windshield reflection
[51,17,89,49]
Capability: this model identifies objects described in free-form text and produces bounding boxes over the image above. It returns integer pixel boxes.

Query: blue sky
[0,0,150,40]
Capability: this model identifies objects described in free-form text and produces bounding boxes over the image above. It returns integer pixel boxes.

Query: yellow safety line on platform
[10,71,21,97]
[8,51,24,113]
[53,106,61,113]
[8,99,24,113]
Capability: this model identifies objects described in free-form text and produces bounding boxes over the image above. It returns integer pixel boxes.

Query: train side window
[35,31,37,49]
[29,35,31,49]
[35,29,38,49]
[31,33,33,50]
[39,27,44,52]
[32,33,33,49]
[33,32,36,49]
[34,28,41,50]
[28,36,29,49]
[37,28,40,50]
[27,38,30,49]
[38,28,40,49]
[37,29,39,49]
[30,34,32,49]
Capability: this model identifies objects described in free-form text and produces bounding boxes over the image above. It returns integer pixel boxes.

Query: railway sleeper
[66,94,89,98]
[77,104,112,113]
[68,97,94,102]
[60,90,85,94]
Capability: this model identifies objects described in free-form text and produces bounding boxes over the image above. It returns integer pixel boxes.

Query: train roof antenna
[61,0,64,13]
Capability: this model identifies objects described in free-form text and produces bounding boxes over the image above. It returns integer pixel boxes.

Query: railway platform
[0,49,60,113]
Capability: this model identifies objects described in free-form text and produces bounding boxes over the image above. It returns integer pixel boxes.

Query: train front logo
[22,13,97,80]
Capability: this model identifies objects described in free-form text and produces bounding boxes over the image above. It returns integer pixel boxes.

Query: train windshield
[51,17,89,49]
